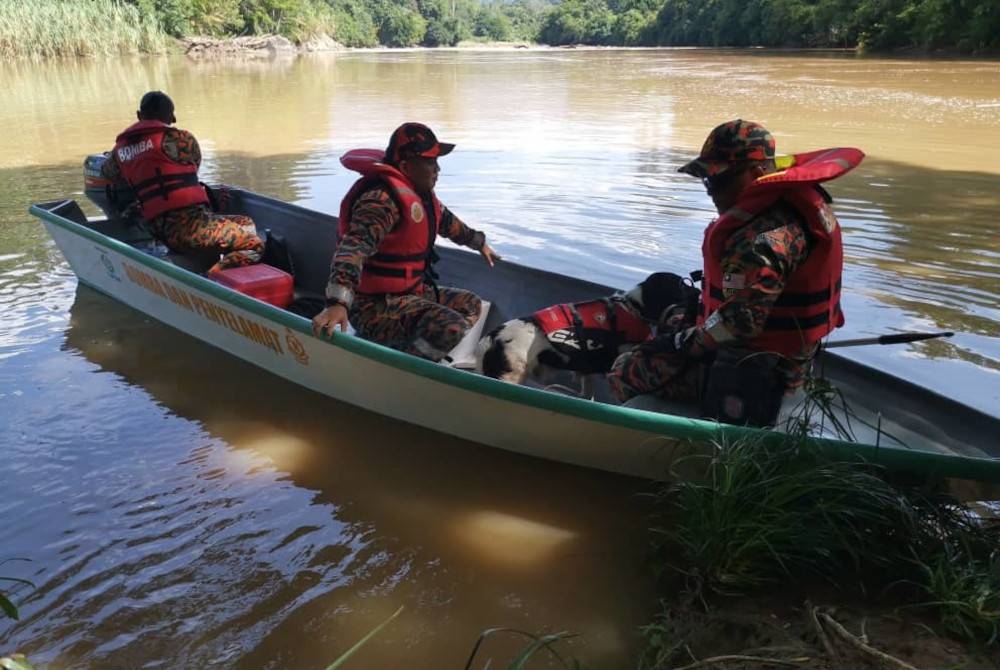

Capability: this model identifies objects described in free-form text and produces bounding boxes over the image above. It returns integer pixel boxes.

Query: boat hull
[39,211,709,479]
[30,197,1000,484]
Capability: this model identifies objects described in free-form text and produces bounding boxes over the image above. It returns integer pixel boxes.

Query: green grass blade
[507,631,577,669]
[324,605,404,670]
[0,655,38,670]
[0,577,35,588]
[0,594,19,620]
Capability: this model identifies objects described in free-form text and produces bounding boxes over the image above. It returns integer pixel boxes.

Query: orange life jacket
[113,120,210,220]
[339,149,443,295]
[700,148,864,355]
[533,298,652,373]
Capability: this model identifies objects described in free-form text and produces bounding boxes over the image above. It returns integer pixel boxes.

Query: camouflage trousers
[154,205,264,273]
[607,341,703,404]
[350,285,483,361]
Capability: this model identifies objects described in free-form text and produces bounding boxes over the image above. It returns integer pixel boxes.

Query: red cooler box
[210,264,293,308]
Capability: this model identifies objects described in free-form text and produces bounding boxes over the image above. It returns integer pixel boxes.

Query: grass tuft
[904,542,1000,645]
[464,628,582,669]
[653,437,927,594]
[324,605,404,670]
[648,435,1000,646]
[0,0,167,60]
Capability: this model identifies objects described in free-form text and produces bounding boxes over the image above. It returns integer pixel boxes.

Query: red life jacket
[533,298,652,373]
[700,148,864,355]
[113,120,209,220]
[339,149,443,295]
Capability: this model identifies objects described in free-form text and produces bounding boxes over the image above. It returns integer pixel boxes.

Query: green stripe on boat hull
[29,196,1000,484]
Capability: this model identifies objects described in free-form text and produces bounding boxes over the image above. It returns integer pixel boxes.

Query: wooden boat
[29,189,1000,484]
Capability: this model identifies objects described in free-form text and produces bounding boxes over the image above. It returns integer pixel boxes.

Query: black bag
[261,229,296,277]
[701,349,785,428]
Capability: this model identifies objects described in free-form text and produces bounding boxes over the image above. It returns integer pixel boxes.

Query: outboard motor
[84,153,139,223]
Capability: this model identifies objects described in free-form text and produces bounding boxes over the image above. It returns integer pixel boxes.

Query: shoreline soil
[156,37,1000,60]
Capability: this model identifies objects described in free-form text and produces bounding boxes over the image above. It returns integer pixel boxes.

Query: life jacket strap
[763,306,838,331]
[708,278,840,308]
[130,171,201,202]
[370,250,430,263]
[364,265,422,279]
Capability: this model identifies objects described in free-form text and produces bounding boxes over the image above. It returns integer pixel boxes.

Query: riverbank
[6,0,999,61]
[180,35,340,59]
[637,593,998,670]
[172,39,1000,62]
[633,437,1000,669]
[10,32,999,63]
[178,35,546,59]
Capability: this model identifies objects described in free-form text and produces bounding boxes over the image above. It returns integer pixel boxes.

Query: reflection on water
[1,49,999,666]
[833,161,1000,376]
[1,286,652,667]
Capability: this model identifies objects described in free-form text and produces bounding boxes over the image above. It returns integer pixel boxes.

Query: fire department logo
[285,328,309,365]
[99,251,121,282]
[723,394,745,421]
[594,312,606,323]
[410,202,425,222]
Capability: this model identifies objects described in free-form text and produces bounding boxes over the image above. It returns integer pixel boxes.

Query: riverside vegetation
[1,0,998,58]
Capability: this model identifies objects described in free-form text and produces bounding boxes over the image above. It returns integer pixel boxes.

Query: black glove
[202,183,232,213]
[648,326,695,354]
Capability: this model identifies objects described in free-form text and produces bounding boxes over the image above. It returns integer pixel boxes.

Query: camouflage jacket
[325,185,485,305]
[691,200,815,383]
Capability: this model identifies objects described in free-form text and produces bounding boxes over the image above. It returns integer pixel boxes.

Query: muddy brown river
[1,49,998,667]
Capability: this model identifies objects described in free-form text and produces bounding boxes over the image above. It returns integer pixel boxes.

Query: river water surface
[1,49,998,667]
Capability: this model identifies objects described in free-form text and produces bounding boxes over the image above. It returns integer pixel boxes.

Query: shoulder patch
[817,202,838,233]
[410,201,425,222]
[722,266,745,298]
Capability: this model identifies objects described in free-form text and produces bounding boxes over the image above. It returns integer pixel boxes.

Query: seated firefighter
[608,120,863,426]
[312,123,500,361]
[101,90,264,273]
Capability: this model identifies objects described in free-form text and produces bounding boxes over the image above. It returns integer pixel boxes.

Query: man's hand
[312,304,350,337]
[212,184,232,211]
[200,183,233,213]
[672,326,700,354]
[479,242,501,267]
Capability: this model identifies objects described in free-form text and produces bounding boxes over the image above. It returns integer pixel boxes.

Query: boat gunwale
[29,198,1000,484]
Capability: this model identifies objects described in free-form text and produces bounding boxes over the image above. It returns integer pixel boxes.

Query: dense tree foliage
[542,0,1000,51]
[127,0,1000,51]
[127,0,552,47]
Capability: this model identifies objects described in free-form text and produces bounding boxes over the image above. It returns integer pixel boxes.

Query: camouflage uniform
[102,127,263,273]
[608,120,816,403]
[608,204,811,402]
[327,185,486,361]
